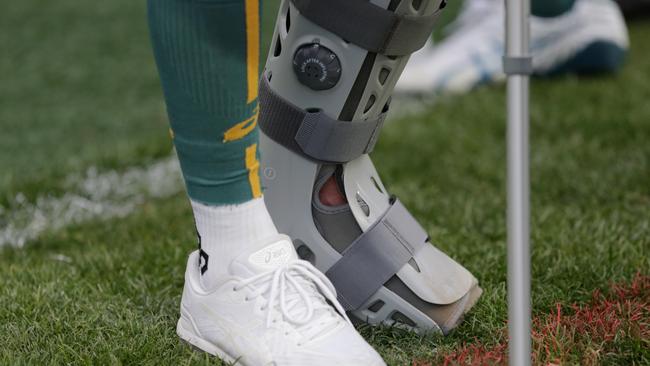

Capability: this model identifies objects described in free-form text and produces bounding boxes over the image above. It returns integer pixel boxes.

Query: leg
[148,0,277,289]
[259,0,481,333]
[148,0,385,364]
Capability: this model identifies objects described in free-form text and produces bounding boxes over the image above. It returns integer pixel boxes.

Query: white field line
[0,155,183,248]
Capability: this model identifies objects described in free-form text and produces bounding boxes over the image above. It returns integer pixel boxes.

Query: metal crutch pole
[504,0,532,364]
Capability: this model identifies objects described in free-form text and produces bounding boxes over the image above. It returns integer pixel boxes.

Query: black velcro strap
[326,197,428,310]
[258,75,386,163]
[291,0,441,56]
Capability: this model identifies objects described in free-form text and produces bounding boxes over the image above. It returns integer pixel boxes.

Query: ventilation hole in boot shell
[391,311,417,327]
[378,68,391,85]
[295,241,315,264]
[285,7,291,32]
[367,300,385,313]
[370,176,383,193]
[382,101,390,113]
[408,258,421,273]
[364,95,376,113]
[273,35,282,57]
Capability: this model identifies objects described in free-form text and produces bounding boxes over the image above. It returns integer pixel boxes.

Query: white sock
[190,197,279,290]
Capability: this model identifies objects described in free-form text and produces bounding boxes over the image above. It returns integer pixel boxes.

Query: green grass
[1,0,649,365]
[0,1,169,205]
[0,0,279,206]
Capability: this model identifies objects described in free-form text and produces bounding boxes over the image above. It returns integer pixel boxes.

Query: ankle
[190,197,278,289]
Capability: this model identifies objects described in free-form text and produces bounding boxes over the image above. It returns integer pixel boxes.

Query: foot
[177,234,386,366]
[396,0,629,95]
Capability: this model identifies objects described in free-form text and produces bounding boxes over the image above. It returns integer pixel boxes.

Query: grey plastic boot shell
[260,0,481,333]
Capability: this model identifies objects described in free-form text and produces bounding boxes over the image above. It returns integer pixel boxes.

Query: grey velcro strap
[258,75,386,163]
[326,197,428,310]
[291,0,442,56]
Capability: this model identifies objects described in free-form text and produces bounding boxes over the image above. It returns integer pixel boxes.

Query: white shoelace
[234,260,351,328]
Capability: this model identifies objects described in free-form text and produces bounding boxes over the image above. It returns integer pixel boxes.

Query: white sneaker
[176,234,386,366]
[397,0,629,95]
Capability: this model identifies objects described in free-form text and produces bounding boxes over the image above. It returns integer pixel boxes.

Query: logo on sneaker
[264,248,287,264]
[249,240,294,270]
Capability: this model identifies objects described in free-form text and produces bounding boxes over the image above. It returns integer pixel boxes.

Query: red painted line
[415,272,649,366]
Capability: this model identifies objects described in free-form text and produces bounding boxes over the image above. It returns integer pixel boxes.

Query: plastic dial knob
[292,43,342,91]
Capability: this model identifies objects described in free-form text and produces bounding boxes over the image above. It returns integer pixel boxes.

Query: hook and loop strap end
[291,0,442,56]
[258,75,386,164]
[503,56,533,75]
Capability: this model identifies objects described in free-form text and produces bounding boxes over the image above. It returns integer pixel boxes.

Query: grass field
[1,1,649,365]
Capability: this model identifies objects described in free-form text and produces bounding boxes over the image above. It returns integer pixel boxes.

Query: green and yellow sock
[148,0,262,206]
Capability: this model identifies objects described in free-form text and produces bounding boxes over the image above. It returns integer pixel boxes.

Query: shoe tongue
[230,234,298,277]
